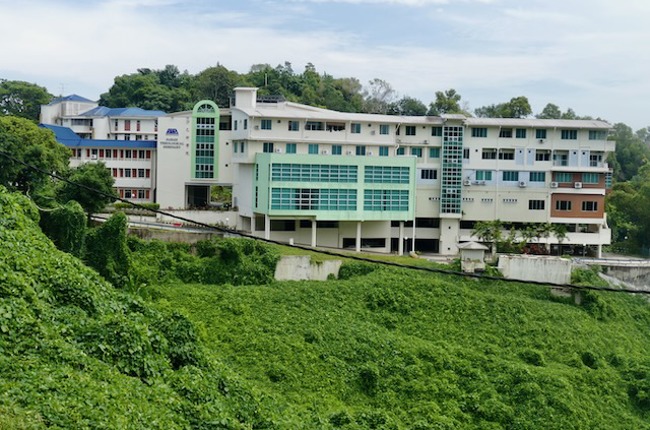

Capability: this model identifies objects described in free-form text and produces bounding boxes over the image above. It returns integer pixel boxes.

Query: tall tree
[390,96,428,116]
[537,103,562,119]
[428,89,463,116]
[362,78,397,114]
[57,161,118,219]
[0,80,53,122]
[192,64,241,108]
[475,96,532,118]
[609,123,650,181]
[0,116,69,194]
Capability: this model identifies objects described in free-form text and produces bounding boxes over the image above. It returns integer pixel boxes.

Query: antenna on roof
[59,83,65,96]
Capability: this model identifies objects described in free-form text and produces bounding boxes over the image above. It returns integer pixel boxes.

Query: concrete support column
[311,220,317,247]
[597,244,603,259]
[264,214,270,240]
[398,221,404,256]
[355,221,362,253]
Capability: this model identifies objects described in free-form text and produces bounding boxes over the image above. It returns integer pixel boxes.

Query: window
[138,150,146,159]
[405,125,416,136]
[332,145,342,155]
[502,171,519,181]
[124,150,132,159]
[138,169,145,178]
[482,149,497,159]
[305,121,324,131]
[472,127,487,138]
[396,147,405,155]
[429,147,440,158]
[351,123,361,134]
[288,121,299,131]
[379,147,389,157]
[263,142,274,153]
[582,172,599,184]
[243,119,248,130]
[124,120,131,131]
[240,142,245,153]
[529,200,545,210]
[431,127,442,136]
[463,148,470,159]
[308,144,319,154]
[582,201,598,211]
[535,150,551,161]
[136,120,141,131]
[475,170,492,181]
[555,172,573,183]
[411,147,422,158]
[530,172,546,182]
[498,149,515,160]
[233,120,238,131]
[589,153,603,167]
[286,143,296,154]
[556,200,572,211]
[261,119,272,130]
[561,129,578,140]
[516,128,526,139]
[380,124,390,135]
[536,129,547,139]
[421,169,437,180]
[124,169,132,178]
[114,120,118,131]
[326,122,345,131]
[499,128,513,138]
[356,145,366,156]
[589,130,607,140]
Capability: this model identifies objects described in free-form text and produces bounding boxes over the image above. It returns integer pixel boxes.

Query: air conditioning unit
[574,182,583,189]
[321,149,329,155]
[346,150,353,155]
[370,130,376,135]
[274,148,283,153]
[367,151,374,156]
[518,181,527,188]
[463,179,472,186]
[90,154,98,160]
[550,181,559,188]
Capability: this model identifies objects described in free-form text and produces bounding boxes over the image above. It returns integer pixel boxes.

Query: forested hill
[2,184,650,428]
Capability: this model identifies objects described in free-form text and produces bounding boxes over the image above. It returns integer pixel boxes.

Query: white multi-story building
[40,95,164,202]
[43,89,615,256]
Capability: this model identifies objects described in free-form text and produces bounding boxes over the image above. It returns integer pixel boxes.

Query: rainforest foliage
[2,185,650,428]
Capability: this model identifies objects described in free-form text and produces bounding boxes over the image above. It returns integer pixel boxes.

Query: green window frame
[536,129,547,139]
[351,123,361,134]
[288,121,299,131]
[332,145,342,155]
[356,145,366,156]
[396,147,405,156]
[516,128,526,138]
[472,128,487,138]
[431,127,442,136]
[502,171,519,181]
[530,172,546,182]
[379,124,390,135]
[411,147,422,158]
[308,144,319,154]
[582,172,599,184]
[286,143,296,154]
[261,119,272,130]
[475,170,492,181]
[379,146,389,156]
[561,129,578,140]
[555,172,573,183]
[429,147,440,158]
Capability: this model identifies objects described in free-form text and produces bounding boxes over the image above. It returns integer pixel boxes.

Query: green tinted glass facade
[191,101,219,179]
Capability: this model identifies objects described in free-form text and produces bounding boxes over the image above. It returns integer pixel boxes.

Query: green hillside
[2,185,650,428]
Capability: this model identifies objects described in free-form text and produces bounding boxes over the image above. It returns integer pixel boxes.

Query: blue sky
[1,0,649,129]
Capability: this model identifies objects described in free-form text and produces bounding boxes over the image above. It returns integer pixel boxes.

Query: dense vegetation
[3,184,650,428]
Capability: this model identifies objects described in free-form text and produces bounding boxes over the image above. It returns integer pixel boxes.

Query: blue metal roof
[40,124,157,149]
[48,94,96,105]
[80,106,166,117]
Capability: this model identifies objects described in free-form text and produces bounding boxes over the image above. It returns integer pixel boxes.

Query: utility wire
[1,147,649,296]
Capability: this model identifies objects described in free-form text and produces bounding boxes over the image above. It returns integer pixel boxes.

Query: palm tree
[472,220,503,258]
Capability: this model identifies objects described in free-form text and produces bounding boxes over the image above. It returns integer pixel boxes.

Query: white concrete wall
[498,254,572,284]
[274,255,342,281]
[157,115,193,209]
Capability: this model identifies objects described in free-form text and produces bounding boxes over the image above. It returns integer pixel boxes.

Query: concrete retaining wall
[498,255,572,284]
[274,256,342,281]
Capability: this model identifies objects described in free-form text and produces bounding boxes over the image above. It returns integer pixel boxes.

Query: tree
[0,116,69,194]
[472,220,504,258]
[536,103,562,119]
[39,200,87,257]
[475,96,532,118]
[362,78,397,114]
[192,64,241,108]
[428,89,463,116]
[609,122,650,181]
[84,211,131,288]
[99,66,192,112]
[389,96,428,116]
[57,161,118,219]
[0,80,53,122]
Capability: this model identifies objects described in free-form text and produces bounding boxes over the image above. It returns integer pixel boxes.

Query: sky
[1,0,648,129]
